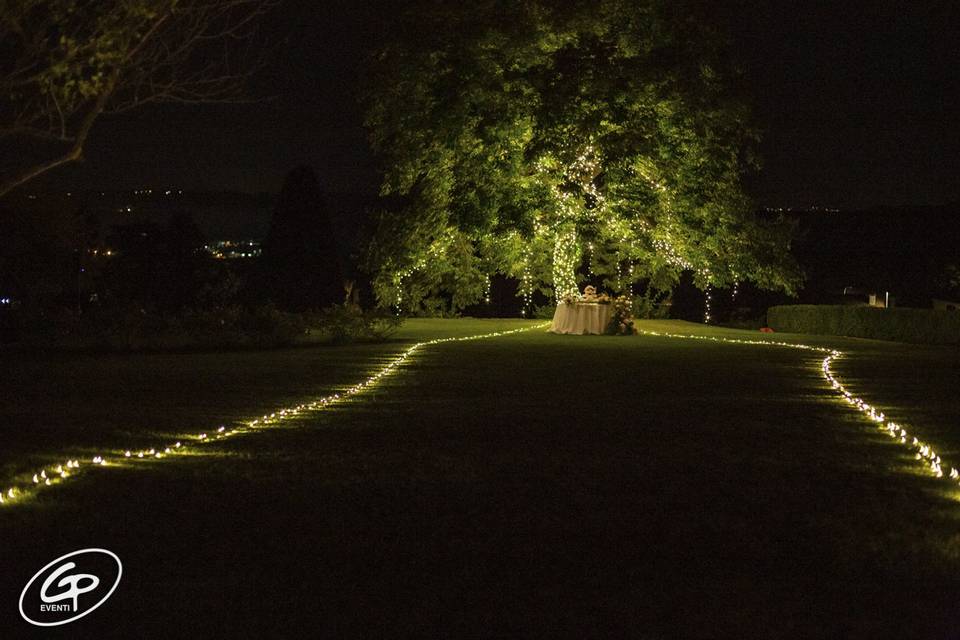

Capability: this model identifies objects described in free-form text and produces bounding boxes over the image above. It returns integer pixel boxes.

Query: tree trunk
[552,225,580,300]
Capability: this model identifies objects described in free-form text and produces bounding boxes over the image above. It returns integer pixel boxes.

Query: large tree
[363,0,800,313]
[0,0,273,199]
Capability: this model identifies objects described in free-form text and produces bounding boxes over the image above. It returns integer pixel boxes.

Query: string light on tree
[364,11,803,317]
[704,285,713,324]
[552,225,580,301]
[520,256,534,316]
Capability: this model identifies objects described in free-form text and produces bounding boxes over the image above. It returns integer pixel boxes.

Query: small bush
[13,304,309,351]
[767,304,960,345]
[604,295,638,335]
[317,304,403,344]
[532,304,557,319]
[632,291,671,320]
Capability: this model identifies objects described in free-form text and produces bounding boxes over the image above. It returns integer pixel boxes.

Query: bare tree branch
[0,68,120,196]
[0,0,277,200]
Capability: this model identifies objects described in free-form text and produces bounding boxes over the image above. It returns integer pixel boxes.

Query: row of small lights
[3,322,949,507]
[392,235,451,314]
[0,324,548,507]
[637,328,957,491]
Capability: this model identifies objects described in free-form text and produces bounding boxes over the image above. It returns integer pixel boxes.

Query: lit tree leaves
[364,0,800,312]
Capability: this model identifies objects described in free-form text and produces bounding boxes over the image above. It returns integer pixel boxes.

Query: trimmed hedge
[767,305,960,345]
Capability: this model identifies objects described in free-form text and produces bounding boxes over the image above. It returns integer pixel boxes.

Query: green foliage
[10,302,407,351]
[767,304,960,345]
[4,0,163,111]
[14,303,310,352]
[316,304,403,344]
[1,0,272,196]
[363,0,800,312]
[604,295,637,335]
[631,288,671,319]
[531,303,557,319]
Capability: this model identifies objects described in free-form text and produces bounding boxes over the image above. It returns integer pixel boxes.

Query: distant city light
[204,240,262,260]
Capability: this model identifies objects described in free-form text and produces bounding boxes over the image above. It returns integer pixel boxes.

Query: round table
[549,301,613,335]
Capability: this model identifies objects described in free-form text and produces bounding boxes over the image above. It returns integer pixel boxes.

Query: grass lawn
[1,319,959,638]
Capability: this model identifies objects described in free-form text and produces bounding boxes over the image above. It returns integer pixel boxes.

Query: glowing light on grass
[4,323,946,507]
[0,323,547,507]
[638,327,959,494]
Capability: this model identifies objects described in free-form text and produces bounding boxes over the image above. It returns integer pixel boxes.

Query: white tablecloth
[549,302,613,335]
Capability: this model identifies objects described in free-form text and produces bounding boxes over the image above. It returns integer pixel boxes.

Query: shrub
[767,304,960,345]
[532,304,557,319]
[605,295,638,335]
[12,304,310,351]
[317,304,403,344]
[632,290,671,320]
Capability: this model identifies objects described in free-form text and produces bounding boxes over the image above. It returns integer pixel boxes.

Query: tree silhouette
[261,165,342,311]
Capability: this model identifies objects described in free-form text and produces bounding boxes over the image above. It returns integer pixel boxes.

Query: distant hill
[788,203,960,306]
[4,189,380,245]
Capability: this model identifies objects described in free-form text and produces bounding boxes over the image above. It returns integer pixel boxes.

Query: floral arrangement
[561,286,614,306]
[605,295,637,335]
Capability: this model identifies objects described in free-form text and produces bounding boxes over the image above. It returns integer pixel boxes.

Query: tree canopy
[0,0,274,199]
[363,0,801,313]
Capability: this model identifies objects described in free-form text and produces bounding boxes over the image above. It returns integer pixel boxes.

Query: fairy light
[520,260,533,316]
[704,285,712,324]
[519,226,538,316]
[637,327,960,494]
[535,144,608,302]
[552,226,580,301]
[4,322,949,507]
[650,235,692,270]
[392,235,452,314]
[0,323,548,507]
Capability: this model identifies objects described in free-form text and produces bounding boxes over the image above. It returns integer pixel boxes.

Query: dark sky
[33,1,960,210]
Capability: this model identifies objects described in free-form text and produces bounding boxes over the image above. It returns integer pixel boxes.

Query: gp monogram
[19,548,122,627]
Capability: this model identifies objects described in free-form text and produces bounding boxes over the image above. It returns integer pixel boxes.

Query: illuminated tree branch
[363,0,802,312]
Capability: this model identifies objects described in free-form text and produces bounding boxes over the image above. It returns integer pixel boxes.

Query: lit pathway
[1,323,951,508]
[0,324,547,507]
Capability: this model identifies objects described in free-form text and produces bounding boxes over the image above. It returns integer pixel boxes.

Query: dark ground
[1,319,959,639]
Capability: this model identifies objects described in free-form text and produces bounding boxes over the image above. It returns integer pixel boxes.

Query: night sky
[32,1,960,210]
